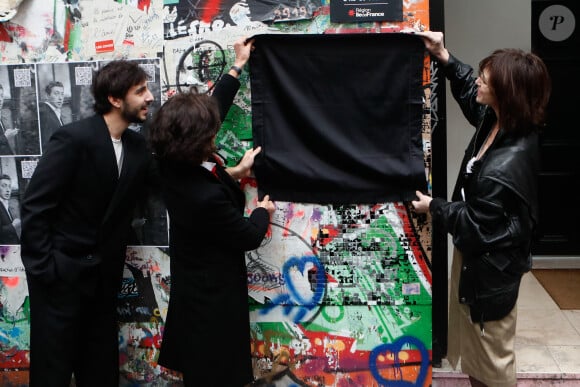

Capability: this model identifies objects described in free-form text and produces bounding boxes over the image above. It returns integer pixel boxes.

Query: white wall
[443,0,531,272]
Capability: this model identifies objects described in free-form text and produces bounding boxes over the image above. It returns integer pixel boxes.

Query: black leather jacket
[430,55,538,325]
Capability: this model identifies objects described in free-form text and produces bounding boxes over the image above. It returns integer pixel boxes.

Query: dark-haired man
[21,60,156,387]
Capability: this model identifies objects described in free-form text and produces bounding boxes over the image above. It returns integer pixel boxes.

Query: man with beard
[20,60,156,387]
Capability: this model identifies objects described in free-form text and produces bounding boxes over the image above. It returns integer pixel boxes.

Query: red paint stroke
[138,0,151,12]
[122,39,135,46]
[200,0,223,23]
[248,284,272,292]
[63,17,72,52]
[240,177,258,189]
[1,277,20,287]
[0,349,29,369]
[254,328,431,372]
[139,332,162,349]
[317,5,330,15]
[393,202,432,285]
[0,23,11,42]
[326,272,338,284]
[317,224,340,247]
[3,24,25,38]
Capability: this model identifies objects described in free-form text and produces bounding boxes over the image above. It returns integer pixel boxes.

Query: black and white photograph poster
[0,64,39,157]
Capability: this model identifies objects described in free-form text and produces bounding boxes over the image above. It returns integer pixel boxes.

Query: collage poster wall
[0,1,434,386]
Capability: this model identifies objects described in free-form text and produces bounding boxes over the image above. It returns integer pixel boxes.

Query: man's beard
[122,104,148,124]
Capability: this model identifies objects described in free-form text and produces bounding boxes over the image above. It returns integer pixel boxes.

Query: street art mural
[0,0,434,386]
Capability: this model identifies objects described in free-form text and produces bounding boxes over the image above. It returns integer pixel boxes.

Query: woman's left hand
[411,190,432,214]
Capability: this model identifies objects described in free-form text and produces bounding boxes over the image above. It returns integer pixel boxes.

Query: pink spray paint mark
[1,276,20,288]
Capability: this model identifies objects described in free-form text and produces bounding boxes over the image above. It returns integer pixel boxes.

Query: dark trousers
[26,273,120,387]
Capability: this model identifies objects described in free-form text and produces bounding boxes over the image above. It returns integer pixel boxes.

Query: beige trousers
[447,248,517,387]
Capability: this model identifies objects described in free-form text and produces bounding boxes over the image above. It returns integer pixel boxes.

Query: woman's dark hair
[479,48,551,135]
[91,60,149,115]
[148,91,221,166]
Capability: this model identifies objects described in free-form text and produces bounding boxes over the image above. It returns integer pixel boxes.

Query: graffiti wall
[0,0,433,386]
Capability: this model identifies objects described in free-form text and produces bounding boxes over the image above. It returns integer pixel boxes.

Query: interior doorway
[532,1,580,256]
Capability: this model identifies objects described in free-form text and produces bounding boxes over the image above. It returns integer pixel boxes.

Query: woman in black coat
[149,36,276,387]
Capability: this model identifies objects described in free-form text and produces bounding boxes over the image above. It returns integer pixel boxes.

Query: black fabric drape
[249,33,427,204]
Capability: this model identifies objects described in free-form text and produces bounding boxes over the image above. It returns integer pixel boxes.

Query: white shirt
[112,137,123,176]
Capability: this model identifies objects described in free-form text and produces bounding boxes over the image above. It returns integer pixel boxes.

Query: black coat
[0,112,14,155]
[20,114,155,294]
[38,102,63,149]
[157,75,270,386]
[0,201,19,244]
[430,55,537,324]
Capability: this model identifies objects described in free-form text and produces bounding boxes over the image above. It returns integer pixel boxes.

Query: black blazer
[20,114,155,294]
[0,112,14,155]
[38,102,63,149]
[157,75,270,385]
[0,202,18,244]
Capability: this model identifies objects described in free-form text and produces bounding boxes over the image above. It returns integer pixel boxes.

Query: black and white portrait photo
[0,157,21,245]
[0,64,39,157]
[36,62,97,151]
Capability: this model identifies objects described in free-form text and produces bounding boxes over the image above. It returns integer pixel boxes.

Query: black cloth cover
[249,33,427,204]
